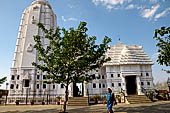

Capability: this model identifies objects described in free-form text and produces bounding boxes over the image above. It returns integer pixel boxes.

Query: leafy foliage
[32,21,111,112]
[154,27,170,73]
[0,77,7,86]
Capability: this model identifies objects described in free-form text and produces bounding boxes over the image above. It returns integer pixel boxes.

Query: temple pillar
[136,75,143,95]
[69,83,73,97]
[122,75,127,96]
[83,81,88,97]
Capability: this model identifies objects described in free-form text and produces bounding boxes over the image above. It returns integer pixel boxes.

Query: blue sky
[0,0,170,88]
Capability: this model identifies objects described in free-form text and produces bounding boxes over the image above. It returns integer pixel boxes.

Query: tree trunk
[62,84,69,113]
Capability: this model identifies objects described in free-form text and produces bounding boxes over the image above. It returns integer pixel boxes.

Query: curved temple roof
[105,41,154,65]
[32,0,51,9]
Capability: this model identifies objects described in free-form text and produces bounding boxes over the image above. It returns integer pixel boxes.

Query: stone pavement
[1,101,170,113]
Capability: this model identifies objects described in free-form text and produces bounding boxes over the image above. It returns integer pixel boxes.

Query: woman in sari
[104,88,114,113]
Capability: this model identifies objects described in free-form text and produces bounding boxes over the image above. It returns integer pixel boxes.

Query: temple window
[147,82,150,85]
[17,75,20,80]
[103,84,105,88]
[93,83,96,88]
[24,80,30,87]
[37,75,40,79]
[11,75,15,80]
[141,82,144,86]
[61,84,64,88]
[16,84,19,89]
[98,74,101,79]
[43,75,46,79]
[117,74,120,77]
[43,84,46,89]
[102,75,104,79]
[10,84,14,89]
[111,74,113,78]
[53,84,55,89]
[33,6,39,11]
[31,16,36,24]
[118,83,121,87]
[92,74,95,79]
[112,83,114,87]
[37,84,39,89]
[146,73,149,76]
[99,83,101,88]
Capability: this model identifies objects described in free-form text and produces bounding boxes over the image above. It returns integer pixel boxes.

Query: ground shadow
[115,102,170,113]
[2,102,170,113]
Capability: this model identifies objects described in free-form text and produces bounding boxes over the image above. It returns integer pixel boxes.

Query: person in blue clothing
[104,88,115,113]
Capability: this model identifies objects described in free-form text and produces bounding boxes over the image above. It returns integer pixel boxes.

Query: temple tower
[8,0,57,104]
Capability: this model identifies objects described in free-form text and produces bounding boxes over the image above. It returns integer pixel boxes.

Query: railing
[88,93,106,104]
[7,93,65,105]
[141,87,156,101]
[0,97,5,105]
[141,87,147,95]
[87,88,127,104]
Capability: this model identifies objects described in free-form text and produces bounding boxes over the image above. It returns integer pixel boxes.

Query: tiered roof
[105,41,154,65]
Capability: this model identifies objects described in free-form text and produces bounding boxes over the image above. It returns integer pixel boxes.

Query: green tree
[32,22,111,112]
[154,27,170,73]
[0,77,7,87]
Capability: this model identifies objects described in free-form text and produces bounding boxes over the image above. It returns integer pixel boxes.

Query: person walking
[104,88,114,113]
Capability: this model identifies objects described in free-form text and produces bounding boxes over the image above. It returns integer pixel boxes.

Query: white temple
[8,0,58,104]
[8,0,154,104]
[87,41,154,96]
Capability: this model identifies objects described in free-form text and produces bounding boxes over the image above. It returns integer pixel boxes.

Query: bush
[147,91,154,101]
[92,94,101,103]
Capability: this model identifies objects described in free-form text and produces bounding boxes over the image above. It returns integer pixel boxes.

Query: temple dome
[32,0,51,9]
[32,0,49,4]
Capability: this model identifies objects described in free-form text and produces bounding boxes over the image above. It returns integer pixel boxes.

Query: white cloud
[150,0,158,3]
[140,4,160,19]
[126,4,135,9]
[106,5,114,9]
[92,0,99,5]
[136,5,146,10]
[92,0,132,7]
[61,16,78,22]
[91,0,169,21]
[154,7,170,21]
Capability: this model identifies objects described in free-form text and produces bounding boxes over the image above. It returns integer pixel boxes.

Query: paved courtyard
[1,101,170,113]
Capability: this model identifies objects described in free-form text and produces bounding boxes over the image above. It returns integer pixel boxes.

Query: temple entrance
[126,76,137,95]
[73,83,84,97]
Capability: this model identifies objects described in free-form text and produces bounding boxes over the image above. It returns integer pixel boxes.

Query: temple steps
[126,95,152,104]
[68,97,88,106]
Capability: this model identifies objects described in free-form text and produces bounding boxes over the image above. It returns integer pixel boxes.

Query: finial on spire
[118,37,122,45]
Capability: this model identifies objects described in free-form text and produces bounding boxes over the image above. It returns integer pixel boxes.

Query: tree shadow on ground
[1,106,107,113]
[115,102,170,113]
[2,109,58,113]
[2,103,170,113]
